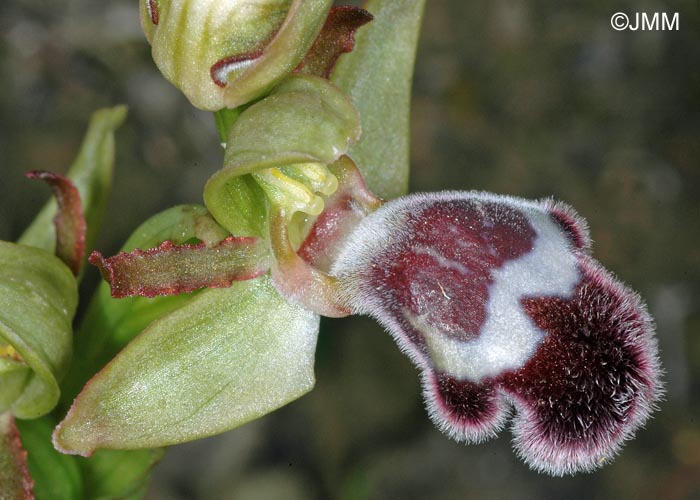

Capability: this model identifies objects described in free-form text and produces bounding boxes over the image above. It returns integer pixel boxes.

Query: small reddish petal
[424,371,507,443]
[294,6,374,78]
[298,193,361,270]
[26,170,86,276]
[499,256,661,475]
[298,156,381,272]
[89,237,270,298]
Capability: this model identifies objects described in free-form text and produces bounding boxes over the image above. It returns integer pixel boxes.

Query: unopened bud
[140,0,331,110]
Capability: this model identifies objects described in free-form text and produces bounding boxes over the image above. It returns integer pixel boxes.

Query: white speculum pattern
[411,210,580,382]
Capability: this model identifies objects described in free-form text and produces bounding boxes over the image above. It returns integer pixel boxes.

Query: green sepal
[332,0,426,199]
[214,108,242,144]
[0,242,77,419]
[60,205,226,406]
[54,275,319,455]
[224,0,333,109]
[205,75,359,234]
[18,106,127,263]
[140,0,293,111]
[221,75,360,175]
[0,359,30,410]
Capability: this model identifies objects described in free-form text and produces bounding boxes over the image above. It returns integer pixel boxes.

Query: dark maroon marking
[146,0,159,25]
[545,200,591,251]
[294,6,374,78]
[210,51,263,87]
[431,372,503,433]
[369,199,537,347]
[498,257,658,451]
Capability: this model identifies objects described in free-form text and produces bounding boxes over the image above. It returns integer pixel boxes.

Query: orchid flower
[331,192,661,475]
[54,103,661,474]
[44,0,661,484]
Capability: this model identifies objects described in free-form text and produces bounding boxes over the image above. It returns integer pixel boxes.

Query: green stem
[213,108,242,144]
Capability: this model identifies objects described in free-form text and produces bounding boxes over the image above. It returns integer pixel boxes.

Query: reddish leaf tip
[26,169,86,276]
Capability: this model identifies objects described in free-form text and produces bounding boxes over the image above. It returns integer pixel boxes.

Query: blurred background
[1,0,699,498]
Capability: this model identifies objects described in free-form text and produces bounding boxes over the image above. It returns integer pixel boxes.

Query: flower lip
[332,191,582,379]
[331,190,661,474]
[503,255,661,475]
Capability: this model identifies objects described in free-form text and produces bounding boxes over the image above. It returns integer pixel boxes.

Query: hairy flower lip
[421,254,662,476]
[330,190,661,475]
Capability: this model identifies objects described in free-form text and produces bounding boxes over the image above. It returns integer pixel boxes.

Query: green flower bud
[140,0,332,110]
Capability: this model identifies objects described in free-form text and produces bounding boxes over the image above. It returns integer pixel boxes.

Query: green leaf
[15,417,161,500]
[18,106,127,262]
[15,416,82,500]
[78,448,164,500]
[222,75,360,175]
[60,205,226,406]
[54,275,319,455]
[0,242,77,419]
[332,0,426,199]
[0,412,33,499]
